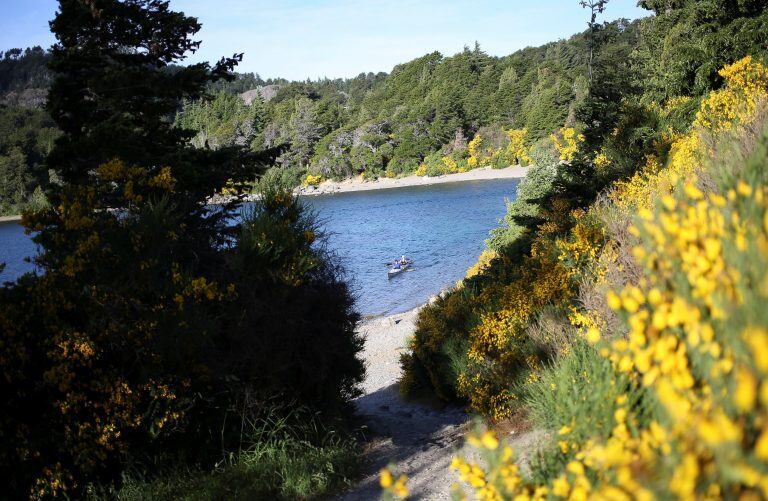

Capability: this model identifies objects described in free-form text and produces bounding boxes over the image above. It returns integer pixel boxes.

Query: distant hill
[0,47,51,108]
[173,20,640,180]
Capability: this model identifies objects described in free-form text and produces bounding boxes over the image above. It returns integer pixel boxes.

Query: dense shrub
[447,57,768,500]
[0,170,364,497]
[253,164,305,190]
[486,158,558,251]
[0,2,363,498]
[400,289,478,401]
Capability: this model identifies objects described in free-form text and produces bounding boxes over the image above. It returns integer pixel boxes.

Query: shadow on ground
[339,383,469,500]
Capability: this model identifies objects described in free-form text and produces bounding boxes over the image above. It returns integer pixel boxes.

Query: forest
[1,18,632,213]
[2,0,768,499]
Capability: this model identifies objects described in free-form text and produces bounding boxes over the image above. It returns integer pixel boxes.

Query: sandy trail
[338,306,548,500]
[339,307,470,500]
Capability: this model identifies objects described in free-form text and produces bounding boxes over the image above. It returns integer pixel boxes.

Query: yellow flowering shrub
[450,430,538,501]
[611,56,768,213]
[593,150,611,173]
[422,140,768,501]
[441,57,768,500]
[468,134,483,168]
[442,155,460,173]
[505,128,533,166]
[461,249,498,286]
[551,127,584,163]
[468,134,494,168]
[555,209,605,281]
[696,56,768,131]
[457,236,574,419]
[303,173,323,187]
[380,467,409,500]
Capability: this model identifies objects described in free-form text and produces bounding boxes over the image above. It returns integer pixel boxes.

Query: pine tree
[1,1,274,495]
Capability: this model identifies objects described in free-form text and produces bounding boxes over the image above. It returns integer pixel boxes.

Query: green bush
[254,166,305,190]
[0,181,365,497]
[229,186,366,414]
[528,137,558,168]
[486,160,557,251]
[525,342,654,483]
[90,407,359,501]
[399,289,478,401]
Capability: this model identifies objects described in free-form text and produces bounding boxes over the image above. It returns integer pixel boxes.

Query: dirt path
[339,307,470,500]
[338,307,549,500]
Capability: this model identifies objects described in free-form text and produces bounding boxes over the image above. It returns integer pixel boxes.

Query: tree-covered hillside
[178,23,639,183]
[0,48,57,215]
[0,19,639,211]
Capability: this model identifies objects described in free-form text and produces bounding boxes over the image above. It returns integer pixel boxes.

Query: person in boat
[400,255,408,265]
[392,259,401,270]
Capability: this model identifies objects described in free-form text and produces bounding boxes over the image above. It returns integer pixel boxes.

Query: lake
[0,178,519,315]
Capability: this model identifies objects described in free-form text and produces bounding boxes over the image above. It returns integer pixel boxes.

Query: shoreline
[297,165,527,197]
[359,286,450,323]
[2,167,528,221]
[0,215,22,223]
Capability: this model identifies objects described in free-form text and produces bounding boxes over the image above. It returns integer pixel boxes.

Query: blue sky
[1,0,649,80]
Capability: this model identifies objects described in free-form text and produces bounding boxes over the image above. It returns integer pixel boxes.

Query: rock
[1,88,47,108]
[239,85,282,105]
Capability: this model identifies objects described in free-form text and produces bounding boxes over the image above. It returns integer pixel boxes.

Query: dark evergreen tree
[0,1,362,497]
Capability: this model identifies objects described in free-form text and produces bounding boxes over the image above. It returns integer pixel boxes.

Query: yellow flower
[755,430,768,460]
[733,367,757,412]
[380,468,393,488]
[481,431,499,450]
[586,327,601,345]
[606,291,622,311]
[552,475,570,497]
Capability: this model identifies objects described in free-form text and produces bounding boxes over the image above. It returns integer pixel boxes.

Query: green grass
[90,410,360,501]
[108,439,357,500]
[524,341,655,483]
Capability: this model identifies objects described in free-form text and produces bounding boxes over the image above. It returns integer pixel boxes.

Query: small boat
[388,260,413,278]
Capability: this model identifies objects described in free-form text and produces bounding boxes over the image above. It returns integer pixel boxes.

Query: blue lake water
[0,221,38,284]
[0,178,519,315]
